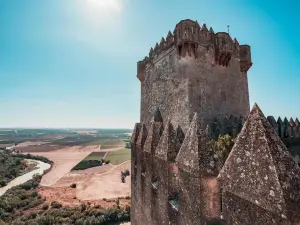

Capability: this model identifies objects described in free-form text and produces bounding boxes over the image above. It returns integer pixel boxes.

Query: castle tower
[218,104,300,224]
[137,19,252,132]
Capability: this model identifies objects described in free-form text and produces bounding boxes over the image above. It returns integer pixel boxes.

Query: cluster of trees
[213,134,234,160]
[0,174,44,222]
[72,159,110,171]
[0,150,28,187]
[0,173,130,225]
[121,169,130,183]
[13,153,52,164]
[211,134,235,170]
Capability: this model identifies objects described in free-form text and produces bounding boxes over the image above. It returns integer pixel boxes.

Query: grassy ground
[84,152,107,161]
[104,149,131,165]
[100,138,125,149]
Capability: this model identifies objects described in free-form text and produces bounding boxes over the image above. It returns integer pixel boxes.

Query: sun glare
[86,0,122,12]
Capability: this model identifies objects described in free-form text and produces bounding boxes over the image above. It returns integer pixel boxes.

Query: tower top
[137,19,252,82]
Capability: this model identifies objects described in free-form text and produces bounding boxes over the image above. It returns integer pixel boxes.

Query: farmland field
[104,149,131,165]
[100,138,125,149]
[83,152,107,161]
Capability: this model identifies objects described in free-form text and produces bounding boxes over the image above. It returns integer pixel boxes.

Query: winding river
[0,159,51,197]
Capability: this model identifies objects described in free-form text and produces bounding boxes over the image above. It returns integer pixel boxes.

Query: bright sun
[86,0,122,12]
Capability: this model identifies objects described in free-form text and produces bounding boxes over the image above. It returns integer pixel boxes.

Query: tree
[214,134,234,161]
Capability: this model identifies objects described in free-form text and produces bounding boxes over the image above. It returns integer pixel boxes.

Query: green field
[0,128,132,148]
[104,149,131,165]
[83,152,107,161]
[100,138,125,149]
[86,138,111,146]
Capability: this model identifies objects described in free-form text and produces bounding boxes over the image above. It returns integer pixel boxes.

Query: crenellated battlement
[131,106,300,225]
[267,116,300,138]
[137,19,252,82]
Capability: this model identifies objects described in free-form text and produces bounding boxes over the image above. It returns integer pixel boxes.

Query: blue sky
[0,0,299,128]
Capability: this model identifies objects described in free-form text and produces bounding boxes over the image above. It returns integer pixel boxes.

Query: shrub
[51,201,62,209]
[70,183,77,188]
[42,203,49,210]
[81,203,87,212]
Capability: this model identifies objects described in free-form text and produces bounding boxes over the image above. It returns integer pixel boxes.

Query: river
[0,159,51,197]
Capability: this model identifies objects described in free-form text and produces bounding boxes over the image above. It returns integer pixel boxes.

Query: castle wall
[140,45,250,132]
[140,47,191,132]
[188,46,249,126]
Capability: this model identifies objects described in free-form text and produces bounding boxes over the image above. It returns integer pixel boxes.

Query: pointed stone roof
[167,30,173,38]
[201,23,208,32]
[233,38,239,44]
[155,120,177,161]
[131,123,141,144]
[151,108,163,123]
[149,47,154,54]
[295,118,300,126]
[267,116,276,125]
[160,37,165,44]
[175,113,216,175]
[277,117,282,124]
[289,118,295,126]
[143,121,163,154]
[136,124,148,149]
[209,27,214,33]
[218,103,300,220]
[283,117,289,126]
[144,111,163,154]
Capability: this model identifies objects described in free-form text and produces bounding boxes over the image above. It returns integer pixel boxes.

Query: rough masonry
[131,19,300,225]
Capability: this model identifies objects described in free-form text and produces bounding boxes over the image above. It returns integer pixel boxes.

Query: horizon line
[0,127,133,130]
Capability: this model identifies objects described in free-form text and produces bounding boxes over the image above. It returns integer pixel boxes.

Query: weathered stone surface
[136,124,148,149]
[138,19,252,132]
[144,121,163,154]
[175,113,220,224]
[155,120,177,161]
[131,123,141,145]
[218,103,300,224]
[176,113,216,175]
[130,123,140,225]
[150,107,163,123]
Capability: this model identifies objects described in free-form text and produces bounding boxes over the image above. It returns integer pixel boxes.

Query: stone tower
[132,19,300,225]
[137,19,252,132]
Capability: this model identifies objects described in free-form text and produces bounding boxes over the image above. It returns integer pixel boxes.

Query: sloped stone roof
[218,103,300,220]
[131,123,141,144]
[175,113,216,175]
[143,120,163,154]
[136,124,148,149]
[155,120,177,161]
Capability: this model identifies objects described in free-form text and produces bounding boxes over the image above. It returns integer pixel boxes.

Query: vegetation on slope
[0,175,130,224]
[72,160,103,170]
[71,159,110,171]
[0,149,30,187]
[104,149,131,165]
